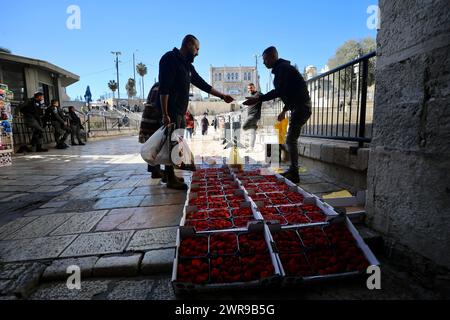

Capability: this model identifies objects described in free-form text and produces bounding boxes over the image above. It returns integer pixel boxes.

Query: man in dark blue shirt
[158,35,234,190]
[244,46,312,183]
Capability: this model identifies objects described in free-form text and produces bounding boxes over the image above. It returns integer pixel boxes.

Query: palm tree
[136,63,148,100]
[125,78,137,106]
[108,80,118,103]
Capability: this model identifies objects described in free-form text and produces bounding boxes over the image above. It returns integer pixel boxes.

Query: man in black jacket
[20,92,48,152]
[244,46,312,183]
[158,34,234,190]
[46,99,70,149]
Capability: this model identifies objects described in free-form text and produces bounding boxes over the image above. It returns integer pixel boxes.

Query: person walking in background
[139,82,164,179]
[185,110,195,140]
[20,92,48,152]
[201,113,209,136]
[46,99,70,149]
[67,106,86,146]
[244,46,311,183]
[157,34,234,190]
[242,83,262,151]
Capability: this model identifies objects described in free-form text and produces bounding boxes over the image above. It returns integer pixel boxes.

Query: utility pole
[111,51,122,102]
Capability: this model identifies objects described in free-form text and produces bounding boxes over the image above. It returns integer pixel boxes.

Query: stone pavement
[0,135,444,300]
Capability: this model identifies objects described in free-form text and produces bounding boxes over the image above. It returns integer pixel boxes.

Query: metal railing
[301,51,376,146]
[10,103,139,147]
[85,114,139,133]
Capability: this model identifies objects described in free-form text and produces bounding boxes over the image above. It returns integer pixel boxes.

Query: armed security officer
[157,34,234,190]
[244,46,312,183]
[46,99,70,149]
[20,92,48,152]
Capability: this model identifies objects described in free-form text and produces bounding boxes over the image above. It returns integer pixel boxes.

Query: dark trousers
[25,117,44,147]
[286,103,312,170]
[52,122,70,145]
[166,114,186,177]
[70,124,83,144]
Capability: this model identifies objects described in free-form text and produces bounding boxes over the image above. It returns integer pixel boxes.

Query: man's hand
[163,114,171,126]
[222,94,234,103]
[243,97,260,106]
[277,111,287,122]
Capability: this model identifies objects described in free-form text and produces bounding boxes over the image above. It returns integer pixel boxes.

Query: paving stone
[147,277,176,300]
[0,186,34,192]
[140,193,187,207]
[93,253,142,277]
[4,262,47,298]
[130,186,185,196]
[24,208,60,217]
[141,248,175,274]
[30,280,111,300]
[50,211,108,236]
[0,193,28,202]
[58,199,98,213]
[95,206,183,231]
[127,227,177,251]
[111,179,142,189]
[42,256,99,281]
[106,280,153,300]
[60,231,135,258]
[97,188,134,198]
[0,235,77,262]
[28,185,69,193]
[6,213,74,240]
[93,196,145,210]
[0,217,39,241]
[39,201,68,209]
[135,179,164,187]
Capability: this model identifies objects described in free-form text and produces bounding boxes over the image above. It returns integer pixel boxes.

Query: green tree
[136,63,148,100]
[108,80,118,102]
[0,47,11,53]
[327,37,376,95]
[125,78,137,104]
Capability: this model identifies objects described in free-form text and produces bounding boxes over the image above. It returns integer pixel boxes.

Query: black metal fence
[301,51,376,146]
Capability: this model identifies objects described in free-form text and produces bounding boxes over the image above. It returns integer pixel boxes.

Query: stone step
[354,223,384,254]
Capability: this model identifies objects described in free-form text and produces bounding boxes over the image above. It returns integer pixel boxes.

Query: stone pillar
[367,0,450,276]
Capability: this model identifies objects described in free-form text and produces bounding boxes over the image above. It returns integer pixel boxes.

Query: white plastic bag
[140,124,196,171]
[140,125,172,166]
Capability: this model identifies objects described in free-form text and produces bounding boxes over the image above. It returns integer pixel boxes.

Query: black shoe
[167,179,188,191]
[151,169,164,179]
[71,142,79,146]
[36,147,49,152]
[161,174,184,183]
[56,144,68,150]
[78,142,86,146]
[281,169,300,183]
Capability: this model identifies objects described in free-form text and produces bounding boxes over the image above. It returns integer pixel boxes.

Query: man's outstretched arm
[191,66,234,103]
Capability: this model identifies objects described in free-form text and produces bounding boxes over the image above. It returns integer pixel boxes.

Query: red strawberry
[233,216,255,228]
[179,236,209,257]
[210,233,238,255]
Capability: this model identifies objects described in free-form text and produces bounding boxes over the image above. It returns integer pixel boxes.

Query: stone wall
[367,0,450,275]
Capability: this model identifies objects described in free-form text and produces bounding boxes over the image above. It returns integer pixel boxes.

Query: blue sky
[3,0,378,100]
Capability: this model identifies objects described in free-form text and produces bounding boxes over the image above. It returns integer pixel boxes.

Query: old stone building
[210,66,259,100]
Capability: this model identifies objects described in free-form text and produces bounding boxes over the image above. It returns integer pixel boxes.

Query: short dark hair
[34,91,44,98]
[51,99,59,105]
[263,46,278,56]
[182,35,199,47]
[68,106,75,110]
[248,83,255,87]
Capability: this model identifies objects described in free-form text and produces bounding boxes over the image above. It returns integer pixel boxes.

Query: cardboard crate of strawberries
[172,223,283,295]
[269,217,379,285]
[181,166,264,232]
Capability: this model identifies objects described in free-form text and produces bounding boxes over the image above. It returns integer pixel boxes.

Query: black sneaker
[281,169,300,184]
[78,142,86,146]
[71,142,79,146]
